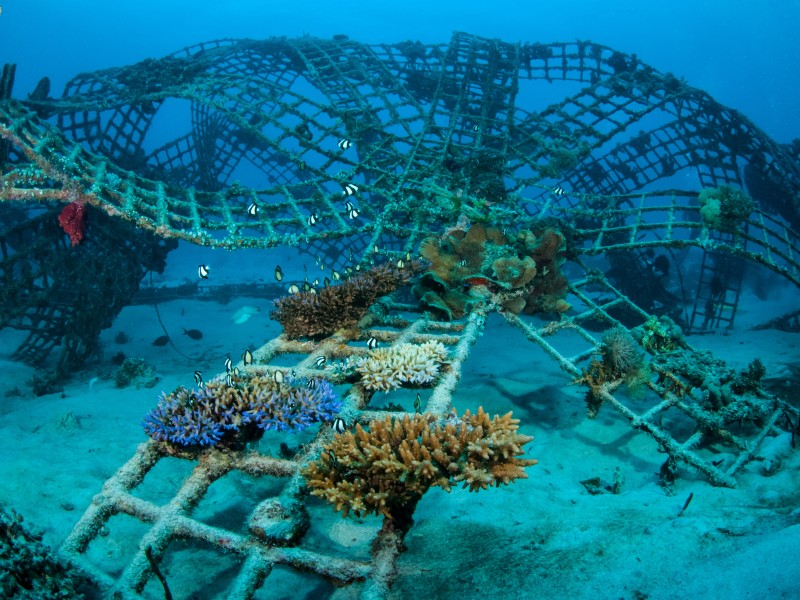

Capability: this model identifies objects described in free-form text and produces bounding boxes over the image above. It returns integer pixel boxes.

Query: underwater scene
[1,1,800,598]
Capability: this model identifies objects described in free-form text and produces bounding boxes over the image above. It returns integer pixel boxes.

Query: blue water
[4,0,800,142]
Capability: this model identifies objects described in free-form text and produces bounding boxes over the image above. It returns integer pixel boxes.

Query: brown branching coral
[413,222,570,319]
[303,408,536,535]
[271,261,420,339]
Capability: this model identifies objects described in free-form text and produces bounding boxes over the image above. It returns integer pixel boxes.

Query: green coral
[698,185,754,232]
[635,316,686,354]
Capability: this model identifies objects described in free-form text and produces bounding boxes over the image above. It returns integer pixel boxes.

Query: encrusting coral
[355,341,449,392]
[698,184,754,233]
[577,326,647,418]
[143,373,341,448]
[303,408,536,535]
[413,221,570,319]
[271,261,420,339]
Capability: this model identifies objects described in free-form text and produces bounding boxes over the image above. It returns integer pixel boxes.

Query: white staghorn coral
[356,341,449,392]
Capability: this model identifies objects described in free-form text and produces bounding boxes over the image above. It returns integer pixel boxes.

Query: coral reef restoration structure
[1,31,799,598]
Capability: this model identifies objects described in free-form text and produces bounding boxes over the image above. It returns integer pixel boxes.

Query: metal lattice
[1,32,799,598]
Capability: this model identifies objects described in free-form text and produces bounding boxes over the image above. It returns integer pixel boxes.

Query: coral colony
[143,374,341,448]
[303,408,536,533]
[355,341,450,392]
[413,222,570,319]
[271,261,420,339]
[57,201,88,246]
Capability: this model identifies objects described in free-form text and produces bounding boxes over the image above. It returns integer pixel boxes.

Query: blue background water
[3,0,799,143]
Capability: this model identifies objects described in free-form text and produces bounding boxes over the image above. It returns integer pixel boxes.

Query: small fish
[344,266,354,275]
[302,281,312,292]
[396,259,405,269]
[291,369,297,378]
[193,370,203,387]
[553,186,565,196]
[405,252,411,261]
[233,367,240,377]
[332,270,341,281]
[307,214,318,226]
[225,356,233,373]
[274,370,285,384]
[342,182,359,196]
[331,417,347,434]
[247,202,259,217]
[314,355,327,368]
[226,373,233,387]
[313,277,319,286]
[231,305,258,325]
[373,245,379,253]
[152,335,169,346]
[348,207,359,219]
[242,349,253,366]
[307,378,318,390]
[288,284,300,294]
[345,199,354,212]
[274,265,284,281]
[458,259,467,267]
[323,277,331,287]
[366,336,378,350]
[414,393,422,414]
[198,264,210,279]
[338,138,351,150]
[183,328,203,340]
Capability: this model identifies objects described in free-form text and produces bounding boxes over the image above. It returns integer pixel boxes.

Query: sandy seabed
[1,288,799,600]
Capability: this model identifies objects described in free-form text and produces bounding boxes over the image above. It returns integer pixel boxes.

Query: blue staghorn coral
[143,374,341,448]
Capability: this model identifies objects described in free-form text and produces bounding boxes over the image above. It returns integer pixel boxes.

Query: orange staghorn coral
[303,408,536,536]
[271,261,421,339]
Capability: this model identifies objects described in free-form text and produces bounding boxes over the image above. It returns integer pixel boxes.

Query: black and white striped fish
[331,417,347,434]
[338,138,351,150]
[342,182,359,196]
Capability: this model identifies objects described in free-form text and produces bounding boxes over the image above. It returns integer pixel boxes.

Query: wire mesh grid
[1,30,800,597]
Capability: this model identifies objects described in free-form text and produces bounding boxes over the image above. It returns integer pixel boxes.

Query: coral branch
[303,408,536,526]
[271,261,421,339]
